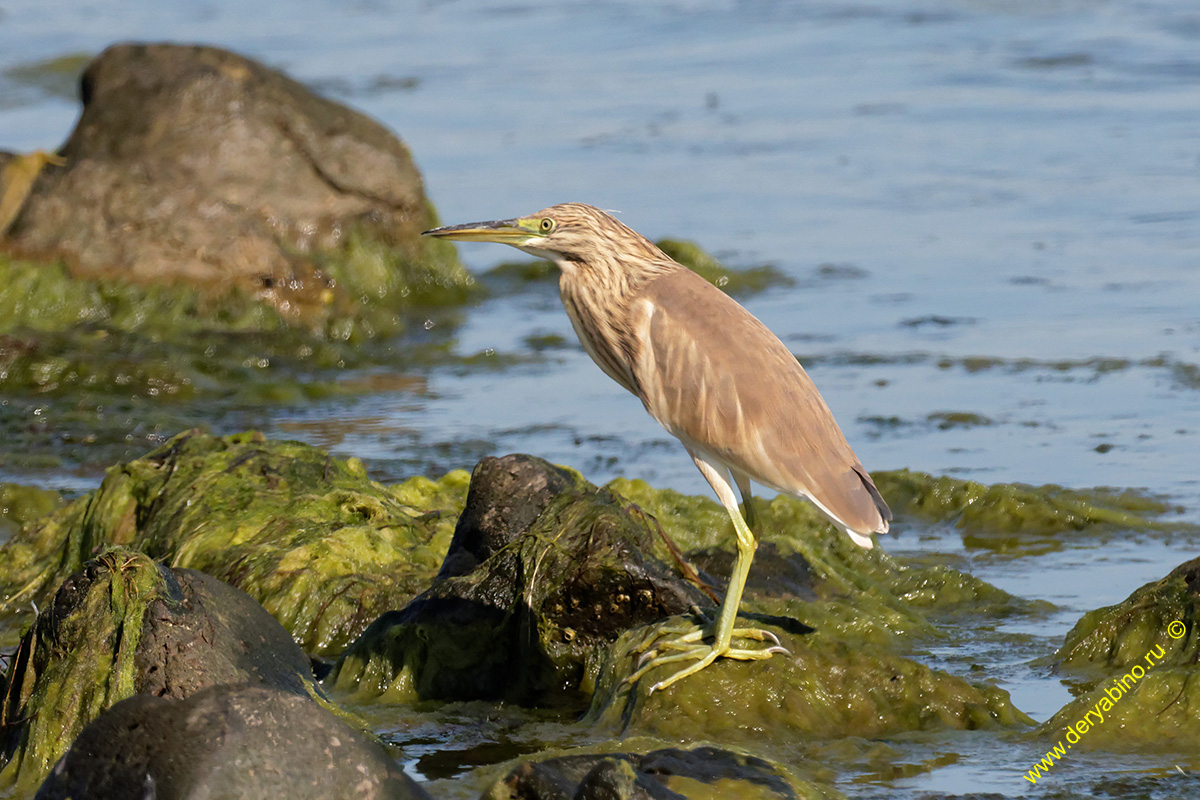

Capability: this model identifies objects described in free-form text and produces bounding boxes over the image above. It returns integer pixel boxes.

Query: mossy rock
[1035,558,1200,749]
[0,549,328,794]
[2,44,473,313]
[0,430,468,654]
[1039,666,1200,751]
[329,455,709,705]
[1054,556,1200,674]
[608,477,1027,648]
[876,468,1181,535]
[586,619,1033,742]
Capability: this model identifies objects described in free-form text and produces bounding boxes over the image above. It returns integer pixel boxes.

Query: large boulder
[1,42,469,313]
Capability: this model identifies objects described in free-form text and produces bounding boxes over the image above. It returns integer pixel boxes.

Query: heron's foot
[625,622,789,693]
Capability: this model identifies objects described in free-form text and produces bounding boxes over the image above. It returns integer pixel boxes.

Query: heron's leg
[626,455,786,693]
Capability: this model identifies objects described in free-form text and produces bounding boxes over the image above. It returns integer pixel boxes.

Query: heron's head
[423,202,660,271]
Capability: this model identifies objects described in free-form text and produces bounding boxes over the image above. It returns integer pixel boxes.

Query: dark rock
[330,455,711,705]
[436,453,577,580]
[0,549,322,793]
[687,541,818,602]
[34,684,429,800]
[136,567,315,700]
[487,746,805,799]
[2,42,466,311]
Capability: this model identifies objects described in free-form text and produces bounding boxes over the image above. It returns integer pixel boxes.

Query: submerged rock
[0,429,467,654]
[331,454,710,705]
[2,43,469,313]
[0,549,323,794]
[485,745,821,800]
[1039,557,1200,749]
[35,684,429,800]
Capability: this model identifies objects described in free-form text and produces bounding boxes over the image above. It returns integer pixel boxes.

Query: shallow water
[3,0,1200,796]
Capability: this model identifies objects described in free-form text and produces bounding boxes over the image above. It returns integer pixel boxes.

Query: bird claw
[626,620,788,690]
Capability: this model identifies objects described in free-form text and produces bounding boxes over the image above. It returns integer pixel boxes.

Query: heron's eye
[539,218,556,233]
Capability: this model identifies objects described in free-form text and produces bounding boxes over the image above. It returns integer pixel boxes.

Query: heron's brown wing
[633,269,889,535]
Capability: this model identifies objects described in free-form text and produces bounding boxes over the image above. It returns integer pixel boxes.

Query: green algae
[872,469,1185,556]
[0,430,470,655]
[1040,667,1200,751]
[0,549,162,795]
[1033,558,1200,749]
[0,484,61,541]
[586,620,1032,743]
[315,220,476,312]
[1053,557,1200,674]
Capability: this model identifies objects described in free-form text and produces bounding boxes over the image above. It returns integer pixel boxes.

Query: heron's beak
[422,218,537,244]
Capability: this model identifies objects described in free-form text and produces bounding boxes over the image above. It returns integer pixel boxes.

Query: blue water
[3,0,1200,796]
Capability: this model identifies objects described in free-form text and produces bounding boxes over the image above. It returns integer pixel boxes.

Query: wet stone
[330,454,711,705]
[0,549,325,794]
[34,684,429,800]
[485,746,811,800]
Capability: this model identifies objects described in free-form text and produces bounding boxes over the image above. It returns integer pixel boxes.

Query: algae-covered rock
[586,620,1032,742]
[2,43,470,312]
[1034,558,1200,749]
[0,430,469,653]
[1054,556,1200,674]
[331,455,709,705]
[607,477,1024,647]
[0,549,325,794]
[872,469,1185,554]
[485,745,826,800]
[0,483,61,541]
[35,684,430,800]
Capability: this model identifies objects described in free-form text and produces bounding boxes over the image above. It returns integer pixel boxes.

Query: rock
[873,469,1185,554]
[34,684,429,800]
[0,430,469,654]
[1055,556,1200,672]
[1038,557,1200,748]
[584,619,1032,742]
[1,42,470,314]
[330,455,710,704]
[483,746,818,800]
[0,549,325,793]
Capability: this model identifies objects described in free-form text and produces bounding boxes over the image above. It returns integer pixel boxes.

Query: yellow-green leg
[627,456,788,693]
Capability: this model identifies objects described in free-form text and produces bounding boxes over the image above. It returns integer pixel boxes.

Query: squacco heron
[424,203,891,692]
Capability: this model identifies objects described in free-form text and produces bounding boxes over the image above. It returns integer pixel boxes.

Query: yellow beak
[422,218,535,244]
